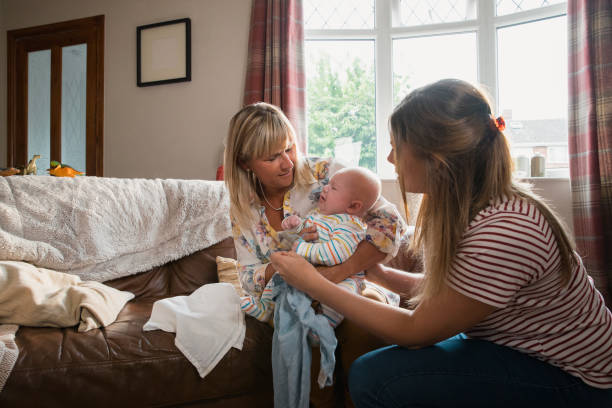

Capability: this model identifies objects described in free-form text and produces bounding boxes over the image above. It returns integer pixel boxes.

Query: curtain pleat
[244,0,307,154]
[568,0,612,305]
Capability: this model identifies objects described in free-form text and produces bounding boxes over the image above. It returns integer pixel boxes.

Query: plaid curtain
[568,0,612,305]
[244,0,307,154]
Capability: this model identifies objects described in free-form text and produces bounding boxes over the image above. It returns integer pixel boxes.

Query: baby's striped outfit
[294,213,367,267]
[240,212,367,328]
[294,213,367,327]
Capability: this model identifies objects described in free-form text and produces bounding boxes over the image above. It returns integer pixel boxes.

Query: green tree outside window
[307,52,410,172]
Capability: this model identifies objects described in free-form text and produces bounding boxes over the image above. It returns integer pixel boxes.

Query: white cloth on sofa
[0,261,134,332]
[143,283,246,378]
[0,176,231,282]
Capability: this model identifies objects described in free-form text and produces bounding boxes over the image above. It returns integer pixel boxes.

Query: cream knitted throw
[0,176,232,282]
[0,325,17,392]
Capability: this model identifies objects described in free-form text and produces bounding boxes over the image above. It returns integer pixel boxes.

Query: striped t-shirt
[446,195,612,389]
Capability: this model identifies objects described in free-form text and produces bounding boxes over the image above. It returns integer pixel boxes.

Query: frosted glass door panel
[27,49,51,174]
[61,43,87,173]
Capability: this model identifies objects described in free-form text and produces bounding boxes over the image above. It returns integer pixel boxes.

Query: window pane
[305,0,375,30]
[61,44,87,174]
[27,49,51,174]
[384,33,477,178]
[395,0,477,27]
[498,16,568,177]
[306,40,376,170]
[393,32,478,105]
[496,0,565,16]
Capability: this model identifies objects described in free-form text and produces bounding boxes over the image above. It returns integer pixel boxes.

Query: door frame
[7,15,104,176]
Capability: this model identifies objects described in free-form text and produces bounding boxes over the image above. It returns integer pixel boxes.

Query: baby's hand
[291,241,299,251]
[299,225,318,242]
[282,215,302,230]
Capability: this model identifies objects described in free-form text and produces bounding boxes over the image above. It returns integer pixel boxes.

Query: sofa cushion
[3,302,274,407]
[216,256,247,296]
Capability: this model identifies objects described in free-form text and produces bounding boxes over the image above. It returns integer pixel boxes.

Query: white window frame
[305,0,568,179]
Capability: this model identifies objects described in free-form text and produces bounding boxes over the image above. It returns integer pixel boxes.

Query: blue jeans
[348,334,612,408]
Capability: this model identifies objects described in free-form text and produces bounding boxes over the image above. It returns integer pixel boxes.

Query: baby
[240,167,382,332]
[280,167,381,327]
[282,166,380,265]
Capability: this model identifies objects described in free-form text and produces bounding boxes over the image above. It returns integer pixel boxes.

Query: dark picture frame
[137,18,191,87]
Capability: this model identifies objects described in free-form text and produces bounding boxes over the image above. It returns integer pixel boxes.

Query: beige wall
[529,177,574,234]
[0,0,251,178]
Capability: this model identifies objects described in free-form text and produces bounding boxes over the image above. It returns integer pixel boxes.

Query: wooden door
[7,15,104,176]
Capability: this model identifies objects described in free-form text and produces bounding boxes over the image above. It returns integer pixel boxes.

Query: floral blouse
[231,157,408,298]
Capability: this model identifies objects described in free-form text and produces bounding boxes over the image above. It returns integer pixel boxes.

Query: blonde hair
[224,102,311,231]
[389,79,577,302]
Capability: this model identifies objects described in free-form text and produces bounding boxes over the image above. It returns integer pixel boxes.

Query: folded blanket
[143,283,245,378]
[0,176,231,282]
[0,261,134,332]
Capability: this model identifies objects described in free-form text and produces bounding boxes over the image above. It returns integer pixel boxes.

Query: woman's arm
[317,241,386,283]
[232,223,274,296]
[365,263,423,299]
[361,196,409,262]
[271,251,496,348]
[236,254,270,297]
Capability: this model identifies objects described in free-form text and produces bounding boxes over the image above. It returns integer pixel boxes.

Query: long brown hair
[390,79,577,302]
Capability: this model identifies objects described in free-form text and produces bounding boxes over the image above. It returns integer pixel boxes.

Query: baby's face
[318,172,355,215]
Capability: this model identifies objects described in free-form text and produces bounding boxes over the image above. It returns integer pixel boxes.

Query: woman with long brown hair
[272,79,612,407]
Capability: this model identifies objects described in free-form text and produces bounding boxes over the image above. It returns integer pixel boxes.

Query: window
[305,0,568,178]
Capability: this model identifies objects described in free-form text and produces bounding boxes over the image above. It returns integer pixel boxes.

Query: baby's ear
[347,200,364,215]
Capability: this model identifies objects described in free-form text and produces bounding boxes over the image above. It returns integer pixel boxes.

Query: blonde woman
[223,102,407,406]
[271,79,612,407]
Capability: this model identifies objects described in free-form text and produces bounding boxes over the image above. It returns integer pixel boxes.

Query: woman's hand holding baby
[270,251,325,295]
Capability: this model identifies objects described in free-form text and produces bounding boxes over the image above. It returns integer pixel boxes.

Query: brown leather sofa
[1,235,419,407]
[1,238,276,407]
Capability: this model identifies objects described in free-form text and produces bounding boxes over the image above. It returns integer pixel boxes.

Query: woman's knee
[347,351,381,407]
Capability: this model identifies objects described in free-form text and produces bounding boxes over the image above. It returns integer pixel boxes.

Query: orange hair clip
[492,116,506,132]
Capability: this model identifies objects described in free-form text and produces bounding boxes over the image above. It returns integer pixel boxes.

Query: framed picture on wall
[137,18,191,87]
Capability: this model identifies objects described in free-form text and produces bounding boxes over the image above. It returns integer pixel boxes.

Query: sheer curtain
[568,0,612,305]
[243,0,307,154]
